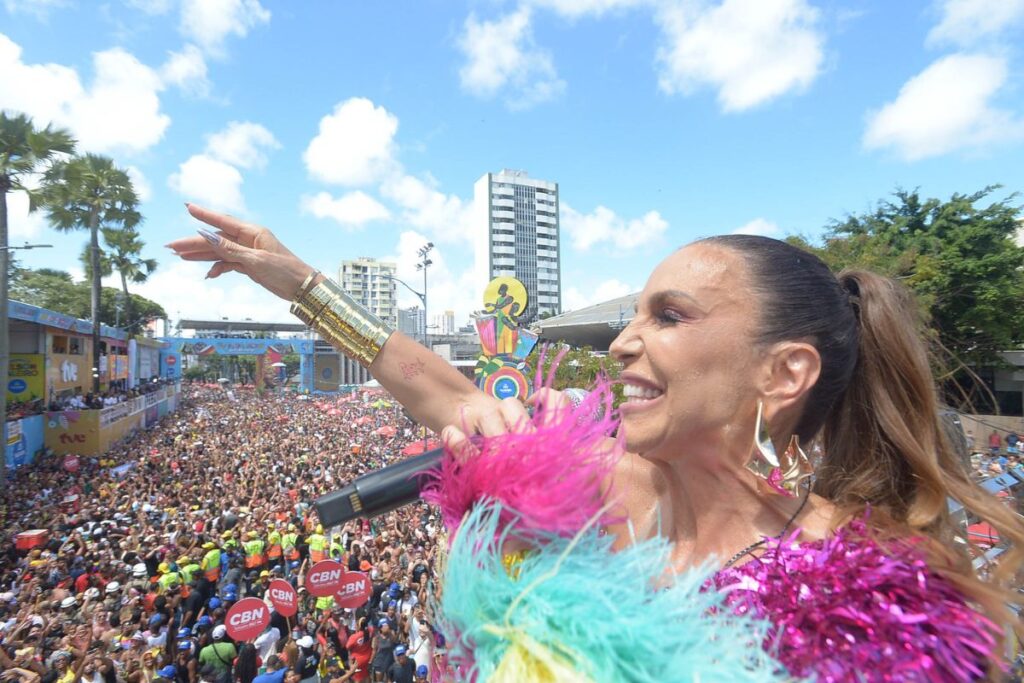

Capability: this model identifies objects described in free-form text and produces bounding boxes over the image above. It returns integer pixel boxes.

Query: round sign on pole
[334,572,372,610]
[305,560,345,597]
[267,579,298,618]
[225,597,270,642]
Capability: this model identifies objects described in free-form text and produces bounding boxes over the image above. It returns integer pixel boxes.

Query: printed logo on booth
[305,560,345,597]
[267,579,297,618]
[225,597,270,641]
[334,572,372,610]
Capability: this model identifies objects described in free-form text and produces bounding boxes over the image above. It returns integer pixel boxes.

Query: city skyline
[2,2,1023,329]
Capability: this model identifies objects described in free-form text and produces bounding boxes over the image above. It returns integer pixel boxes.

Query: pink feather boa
[421,380,621,541]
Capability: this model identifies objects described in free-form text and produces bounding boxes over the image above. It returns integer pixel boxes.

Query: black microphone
[313,389,594,527]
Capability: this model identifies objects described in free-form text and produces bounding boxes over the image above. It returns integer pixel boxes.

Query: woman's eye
[657,309,686,323]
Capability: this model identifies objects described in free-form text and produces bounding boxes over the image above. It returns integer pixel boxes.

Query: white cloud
[385,230,479,327]
[179,0,270,56]
[380,173,479,243]
[300,191,391,229]
[134,260,295,323]
[563,278,634,311]
[927,0,1024,46]
[168,154,245,213]
[124,0,173,14]
[733,217,780,236]
[304,98,399,186]
[458,7,566,110]
[527,0,649,19]
[561,202,667,251]
[3,0,68,18]
[0,34,170,155]
[160,44,211,97]
[863,53,1023,161]
[205,121,279,169]
[125,165,153,202]
[655,0,824,112]
[6,190,48,240]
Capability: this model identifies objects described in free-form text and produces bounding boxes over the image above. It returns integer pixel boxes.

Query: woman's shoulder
[714,516,1001,682]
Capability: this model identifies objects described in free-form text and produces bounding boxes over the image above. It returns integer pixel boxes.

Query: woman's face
[611,243,762,459]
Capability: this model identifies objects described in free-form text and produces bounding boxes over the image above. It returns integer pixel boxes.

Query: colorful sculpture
[473,277,538,401]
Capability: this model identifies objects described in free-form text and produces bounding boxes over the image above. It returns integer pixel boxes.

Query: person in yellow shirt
[307,525,328,564]
[282,524,300,562]
[179,554,201,585]
[243,530,266,571]
[201,542,222,582]
[266,523,283,567]
[157,562,181,594]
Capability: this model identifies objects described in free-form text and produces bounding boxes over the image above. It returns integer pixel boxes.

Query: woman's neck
[611,440,832,572]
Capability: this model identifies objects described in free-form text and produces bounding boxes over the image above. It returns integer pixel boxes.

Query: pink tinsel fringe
[713,517,1002,682]
[421,378,621,542]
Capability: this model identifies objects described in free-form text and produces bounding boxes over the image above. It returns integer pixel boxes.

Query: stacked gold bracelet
[290,275,394,367]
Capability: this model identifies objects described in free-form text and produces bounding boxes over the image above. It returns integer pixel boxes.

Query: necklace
[722,492,810,569]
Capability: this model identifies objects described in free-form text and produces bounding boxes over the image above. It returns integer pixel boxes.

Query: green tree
[103,227,157,334]
[526,344,623,401]
[10,266,166,327]
[38,154,140,393]
[789,187,1024,409]
[0,112,75,479]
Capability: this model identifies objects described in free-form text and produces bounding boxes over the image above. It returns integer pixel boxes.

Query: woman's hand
[441,388,573,461]
[166,204,316,301]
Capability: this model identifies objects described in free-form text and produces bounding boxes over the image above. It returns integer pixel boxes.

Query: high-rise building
[474,169,561,324]
[398,306,425,338]
[338,257,398,328]
[434,309,456,336]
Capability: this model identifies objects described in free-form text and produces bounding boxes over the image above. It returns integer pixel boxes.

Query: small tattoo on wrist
[400,359,426,381]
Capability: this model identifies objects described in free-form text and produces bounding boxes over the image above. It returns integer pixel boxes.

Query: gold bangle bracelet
[291,278,393,366]
[294,270,321,300]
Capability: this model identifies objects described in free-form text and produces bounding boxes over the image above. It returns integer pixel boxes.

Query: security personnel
[282,524,300,563]
[157,562,181,594]
[201,542,222,582]
[307,525,328,564]
[266,523,283,566]
[243,530,266,571]
[329,533,345,562]
[179,554,201,585]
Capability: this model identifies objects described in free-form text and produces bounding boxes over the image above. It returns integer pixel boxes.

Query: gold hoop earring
[746,400,814,497]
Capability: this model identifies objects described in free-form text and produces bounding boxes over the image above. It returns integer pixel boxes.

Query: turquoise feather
[436,499,791,683]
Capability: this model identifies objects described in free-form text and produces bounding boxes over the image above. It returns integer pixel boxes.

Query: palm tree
[79,241,113,284]
[39,154,139,393]
[0,112,74,479]
[103,226,157,334]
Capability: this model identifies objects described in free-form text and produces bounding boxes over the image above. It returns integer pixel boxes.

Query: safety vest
[282,533,300,561]
[157,571,181,593]
[307,534,328,563]
[244,539,266,568]
[180,563,201,584]
[329,539,344,560]
[202,549,222,581]
[267,530,282,560]
[314,594,335,612]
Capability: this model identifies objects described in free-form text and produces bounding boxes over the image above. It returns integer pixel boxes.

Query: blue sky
[3,0,1023,327]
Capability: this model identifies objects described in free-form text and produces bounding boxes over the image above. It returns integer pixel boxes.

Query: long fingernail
[197,228,221,246]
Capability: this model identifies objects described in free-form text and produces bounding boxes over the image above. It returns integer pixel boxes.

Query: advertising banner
[165,338,314,356]
[7,354,44,403]
[315,354,340,392]
[44,410,101,455]
[49,353,90,395]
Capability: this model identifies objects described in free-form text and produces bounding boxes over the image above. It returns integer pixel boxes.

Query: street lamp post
[416,243,434,350]
[1,243,53,480]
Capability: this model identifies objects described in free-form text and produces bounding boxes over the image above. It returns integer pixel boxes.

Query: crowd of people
[5,378,177,420]
[0,382,445,683]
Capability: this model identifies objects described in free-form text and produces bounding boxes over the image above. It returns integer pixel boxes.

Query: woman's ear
[762,341,821,415]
